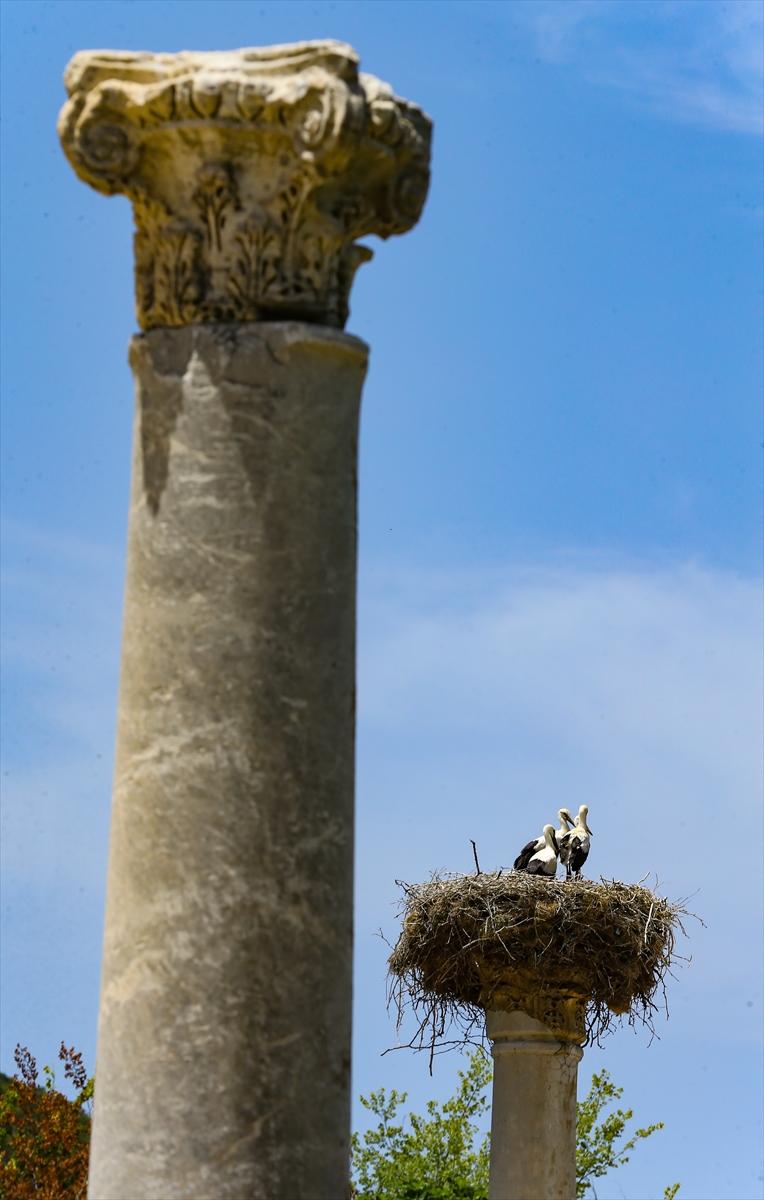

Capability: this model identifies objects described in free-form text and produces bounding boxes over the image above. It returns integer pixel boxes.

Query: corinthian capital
[58,40,431,330]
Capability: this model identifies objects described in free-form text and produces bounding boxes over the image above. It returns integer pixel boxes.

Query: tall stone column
[58,41,431,1200]
[486,1000,585,1200]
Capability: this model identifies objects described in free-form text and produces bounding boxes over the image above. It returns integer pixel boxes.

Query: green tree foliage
[351,1050,491,1200]
[0,1044,93,1200]
[1,1040,680,1200]
[575,1069,667,1198]
[352,1051,679,1200]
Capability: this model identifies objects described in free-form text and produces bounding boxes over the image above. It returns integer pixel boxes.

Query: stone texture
[87,322,368,1199]
[58,41,432,330]
[58,38,431,1198]
[484,981,587,1043]
[486,1008,584,1200]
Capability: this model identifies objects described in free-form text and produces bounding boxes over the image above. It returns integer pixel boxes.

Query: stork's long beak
[586,826,593,836]
[552,834,560,854]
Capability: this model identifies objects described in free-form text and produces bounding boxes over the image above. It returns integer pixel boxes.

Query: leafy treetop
[351,1050,681,1200]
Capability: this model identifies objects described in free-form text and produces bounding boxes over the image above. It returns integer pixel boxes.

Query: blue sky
[1,3,762,1198]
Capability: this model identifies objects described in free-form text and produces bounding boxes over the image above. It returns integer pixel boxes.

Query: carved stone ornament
[58,41,432,330]
[478,973,587,1043]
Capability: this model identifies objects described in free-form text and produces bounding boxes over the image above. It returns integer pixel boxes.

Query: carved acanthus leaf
[486,985,587,1044]
[58,41,432,330]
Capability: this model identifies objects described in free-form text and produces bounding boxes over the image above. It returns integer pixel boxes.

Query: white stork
[559,806,593,878]
[513,809,573,872]
[514,824,559,877]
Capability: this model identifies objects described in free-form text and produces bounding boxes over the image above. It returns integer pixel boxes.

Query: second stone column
[486,1007,584,1200]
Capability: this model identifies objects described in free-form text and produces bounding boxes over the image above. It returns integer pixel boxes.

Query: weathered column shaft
[486,1009,583,1200]
[88,322,365,1198]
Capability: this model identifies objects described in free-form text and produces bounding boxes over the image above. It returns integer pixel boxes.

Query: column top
[58,40,432,330]
[486,1001,586,1046]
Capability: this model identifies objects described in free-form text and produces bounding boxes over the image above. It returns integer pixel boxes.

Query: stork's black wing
[526,857,555,877]
[569,837,590,874]
[513,838,540,871]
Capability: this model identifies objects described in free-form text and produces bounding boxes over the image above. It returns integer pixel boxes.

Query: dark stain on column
[130,330,190,516]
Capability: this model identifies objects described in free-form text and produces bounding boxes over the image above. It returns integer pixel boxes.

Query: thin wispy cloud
[353,553,762,1197]
[1,520,123,886]
[521,0,764,135]
[3,528,761,1194]
[356,558,763,1007]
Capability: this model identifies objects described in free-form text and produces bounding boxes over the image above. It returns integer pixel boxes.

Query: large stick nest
[388,872,691,1052]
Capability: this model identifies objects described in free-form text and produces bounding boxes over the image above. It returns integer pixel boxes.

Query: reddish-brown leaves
[0,1044,92,1200]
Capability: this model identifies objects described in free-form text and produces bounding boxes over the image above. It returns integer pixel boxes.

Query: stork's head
[575,805,593,835]
[558,808,574,830]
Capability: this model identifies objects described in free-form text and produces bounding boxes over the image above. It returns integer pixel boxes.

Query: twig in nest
[470,840,481,874]
[643,902,655,946]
